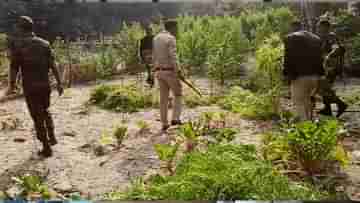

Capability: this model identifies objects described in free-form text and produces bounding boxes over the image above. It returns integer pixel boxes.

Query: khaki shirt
[152,30,177,71]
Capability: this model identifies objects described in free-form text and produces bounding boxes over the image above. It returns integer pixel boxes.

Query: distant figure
[5,16,64,158]
[152,20,182,131]
[316,19,348,117]
[139,26,154,87]
[283,20,324,121]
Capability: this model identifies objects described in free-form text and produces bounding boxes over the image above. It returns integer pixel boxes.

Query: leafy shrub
[115,22,144,66]
[154,143,180,175]
[89,84,155,113]
[218,86,277,120]
[113,125,128,147]
[287,119,346,174]
[12,174,52,200]
[177,15,212,69]
[240,7,295,48]
[93,46,119,79]
[106,144,328,200]
[261,118,350,174]
[183,91,219,108]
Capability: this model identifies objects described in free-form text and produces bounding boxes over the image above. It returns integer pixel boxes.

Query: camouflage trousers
[24,89,55,145]
[317,76,337,101]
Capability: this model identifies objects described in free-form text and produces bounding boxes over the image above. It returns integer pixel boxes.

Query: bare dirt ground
[0,76,359,200]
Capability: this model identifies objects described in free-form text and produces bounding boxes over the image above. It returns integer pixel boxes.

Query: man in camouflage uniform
[317,20,348,117]
[152,20,182,131]
[5,16,63,158]
[283,20,324,121]
[139,26,155,87]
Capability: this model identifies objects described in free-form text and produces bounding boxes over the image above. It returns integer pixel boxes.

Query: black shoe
[318,106,332,116]
[49,137,58,146]
[162,125,170,131]
[37,147,53,158]
[171,120,182,125]
[336,102,348,118]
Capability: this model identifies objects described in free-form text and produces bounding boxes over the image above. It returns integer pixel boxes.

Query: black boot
[336,99,348,118]
[171,120,183,125]
[318,103,332,116]
[38,143,53,158]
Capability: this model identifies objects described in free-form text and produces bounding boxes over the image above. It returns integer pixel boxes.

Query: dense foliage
[89,84,155,113]
[262,118,349,174]
[218,86,277,120]
[106,144,328,200]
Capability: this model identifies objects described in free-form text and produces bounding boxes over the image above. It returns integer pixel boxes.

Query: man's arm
[282,38,291,79]
[49,48,63,95]
[168,36,177,70]
[8,55,20,93]
[139,38,145,62]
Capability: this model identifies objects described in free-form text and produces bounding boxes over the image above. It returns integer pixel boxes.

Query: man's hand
[57,84,64,96]
[146,75,154,88]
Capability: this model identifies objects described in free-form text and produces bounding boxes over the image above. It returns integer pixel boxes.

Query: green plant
[89,84,154,113]
[287,119,343,174]
[183,92,211,108]
[107,144,329,200]
[261,132,291,168]
[349,34,360,66]
[206,17,249,86]
[94,46,119,79]
[178,122,204,152]
[12,174,51,200]
[115,22,144,66]
[100,131,113,146]
[200,111,216,130]
[154,143,180,175]
[113,126,128,147]
[218,86,277,120]
[136,120,150,134]
[208,128,237,144]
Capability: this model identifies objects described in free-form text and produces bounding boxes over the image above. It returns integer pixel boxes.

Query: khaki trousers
[291,76,319,121]
[156,70,182,126]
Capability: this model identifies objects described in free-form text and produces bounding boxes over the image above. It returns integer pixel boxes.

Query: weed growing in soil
[113,126,128,147]
[136,120,150,134]
[89,84,154,112]
[154,143,180,175]
[11,174,52,200]
[106,144,328,200]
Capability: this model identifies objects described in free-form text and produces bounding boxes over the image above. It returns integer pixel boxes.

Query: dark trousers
[24,89,55,145]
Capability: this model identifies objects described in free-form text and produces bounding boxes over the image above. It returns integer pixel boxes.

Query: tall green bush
[206,16,250,85]
[115,22,145,66]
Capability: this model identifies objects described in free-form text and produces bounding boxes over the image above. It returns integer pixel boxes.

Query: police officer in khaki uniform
[152,20,182,131]
[5,16,63,158]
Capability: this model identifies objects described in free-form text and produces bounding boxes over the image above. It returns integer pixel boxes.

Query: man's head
[15,16,34,33]
[164,19,177,37]
[290,20,302,33]
[317,19,331,36]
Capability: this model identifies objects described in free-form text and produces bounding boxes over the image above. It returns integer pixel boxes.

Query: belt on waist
[154,67,174,71]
